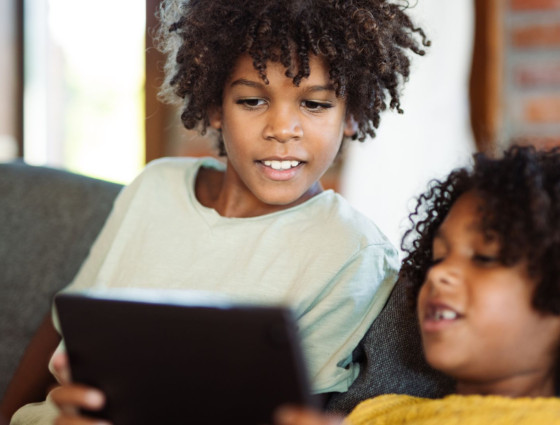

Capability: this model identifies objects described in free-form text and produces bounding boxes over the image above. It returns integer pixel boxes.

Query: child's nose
[424,258,462,289]
[263,106,303,142]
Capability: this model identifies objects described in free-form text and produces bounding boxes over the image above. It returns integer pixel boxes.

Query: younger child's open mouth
[428,307,459,321]
[422,303,464,332]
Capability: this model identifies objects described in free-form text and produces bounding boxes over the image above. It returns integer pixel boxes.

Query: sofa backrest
[326,273,455,413]
[0,162,122,399]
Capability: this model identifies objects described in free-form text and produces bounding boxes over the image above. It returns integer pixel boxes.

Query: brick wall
[503,0,560,148]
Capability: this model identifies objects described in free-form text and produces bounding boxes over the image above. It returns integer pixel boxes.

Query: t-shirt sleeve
[297,242,399,394]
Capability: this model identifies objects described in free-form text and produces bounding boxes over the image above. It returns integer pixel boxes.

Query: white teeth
[433,309,458,321]
[262,160,301,170]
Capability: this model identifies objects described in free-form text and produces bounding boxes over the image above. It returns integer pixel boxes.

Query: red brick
[523,96,560,123]
[511,0,560,11]
[514,63,560,86]
[512,23,560,48]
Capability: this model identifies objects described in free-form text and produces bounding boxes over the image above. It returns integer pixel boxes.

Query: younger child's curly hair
[400,145,560,317]
[154,0,429,151]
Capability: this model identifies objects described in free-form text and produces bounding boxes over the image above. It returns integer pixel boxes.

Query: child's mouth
[430,309,458,321]
[256,159,305,181]
[261,160,302,170]
[422,303,463,331]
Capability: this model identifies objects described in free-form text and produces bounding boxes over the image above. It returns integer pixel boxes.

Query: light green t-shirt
[64,156,399,393]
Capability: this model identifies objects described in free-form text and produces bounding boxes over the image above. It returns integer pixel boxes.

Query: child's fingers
[51,349,72,384]
[274,406,344,425]
[49,384,106,413]
[50,384,110,425]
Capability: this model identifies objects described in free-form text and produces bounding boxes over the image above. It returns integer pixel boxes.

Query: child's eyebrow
[303,84,336,94]
[230,78,335,93]
[230,79,263,89]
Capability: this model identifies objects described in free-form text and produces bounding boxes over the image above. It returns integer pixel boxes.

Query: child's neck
[195,166,323,218]
[455,372,557,398]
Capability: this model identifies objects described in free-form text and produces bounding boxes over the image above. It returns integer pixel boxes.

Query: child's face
[209,53,356,212]
[417,191,560,396]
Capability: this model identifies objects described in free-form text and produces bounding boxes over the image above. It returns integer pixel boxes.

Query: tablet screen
[55,289,313,425]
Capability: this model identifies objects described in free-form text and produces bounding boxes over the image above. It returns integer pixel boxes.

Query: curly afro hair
[154,0,429,152]
[401,145,560,318]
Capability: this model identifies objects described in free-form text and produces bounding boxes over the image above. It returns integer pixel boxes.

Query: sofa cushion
[0,162,122,399]
[325,276,455,413]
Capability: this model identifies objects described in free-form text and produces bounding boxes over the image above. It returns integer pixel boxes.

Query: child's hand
[50,348,72,384]
[48,351,110,425]
[49,384,107,425]
[274,406,344,425]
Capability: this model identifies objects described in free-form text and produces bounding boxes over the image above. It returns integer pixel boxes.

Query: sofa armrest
[0,162,122,418]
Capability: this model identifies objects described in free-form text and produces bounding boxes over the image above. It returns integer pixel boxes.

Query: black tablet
[54,289,313,425]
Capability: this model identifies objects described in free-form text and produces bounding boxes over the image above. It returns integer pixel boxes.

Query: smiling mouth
[260,160,302,170]
[425,305,462,321]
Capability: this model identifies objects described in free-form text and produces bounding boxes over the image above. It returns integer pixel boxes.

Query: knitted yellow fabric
[345,394,560,425]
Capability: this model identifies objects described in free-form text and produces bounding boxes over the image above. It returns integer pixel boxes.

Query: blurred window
[23,0,145,183]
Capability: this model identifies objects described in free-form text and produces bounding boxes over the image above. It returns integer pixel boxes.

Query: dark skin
[0,314,59,421]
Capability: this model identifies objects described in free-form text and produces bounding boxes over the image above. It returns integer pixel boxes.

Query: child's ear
[208,105,222,130]
[343,114,358,138]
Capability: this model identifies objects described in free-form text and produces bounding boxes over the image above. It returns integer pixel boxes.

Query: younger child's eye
[302,100,333,111]
[236,98,266,108]
[473,254,497,265]
[429,257,444,267]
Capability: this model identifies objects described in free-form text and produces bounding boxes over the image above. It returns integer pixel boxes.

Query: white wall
[340,0,476,254]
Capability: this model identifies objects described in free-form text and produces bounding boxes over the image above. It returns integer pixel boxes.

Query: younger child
[10,0,428,423]
[274,145,560,424]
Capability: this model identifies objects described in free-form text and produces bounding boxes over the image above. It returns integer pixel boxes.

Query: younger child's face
[209,53,356,212]
[417,191,560,397]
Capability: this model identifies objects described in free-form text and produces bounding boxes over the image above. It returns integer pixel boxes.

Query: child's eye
[236,98,266,108]
[429,257,444,267]
[302,100,333,111]
[473,254,497,265]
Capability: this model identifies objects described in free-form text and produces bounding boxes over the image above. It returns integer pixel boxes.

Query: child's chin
[257,190,310,208]
[423,349,463,377]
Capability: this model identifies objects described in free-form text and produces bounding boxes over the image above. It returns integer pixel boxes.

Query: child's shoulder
[136,156,223,183]
[122,156,223,198]
[349,394,560,425]
[144,156,224,173]
[303,191,396,251]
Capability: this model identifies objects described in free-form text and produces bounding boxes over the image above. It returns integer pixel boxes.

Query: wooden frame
[469,0,504,153]
[15,0,24,156]
[145,0,174,163]
[0,0,24,157]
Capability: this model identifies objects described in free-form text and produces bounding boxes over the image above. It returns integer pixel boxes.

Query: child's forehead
[436,192,497,241]
[441,192,483,227]
[227,52,332,86]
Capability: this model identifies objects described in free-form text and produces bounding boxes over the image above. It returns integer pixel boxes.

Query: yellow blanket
[346,393,560,424]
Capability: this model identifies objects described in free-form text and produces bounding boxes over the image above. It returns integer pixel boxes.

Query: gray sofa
[325,273,454,412]
[0,161,122,421]
[0,161,453,422]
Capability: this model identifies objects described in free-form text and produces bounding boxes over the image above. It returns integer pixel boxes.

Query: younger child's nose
[425,259,462,289]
